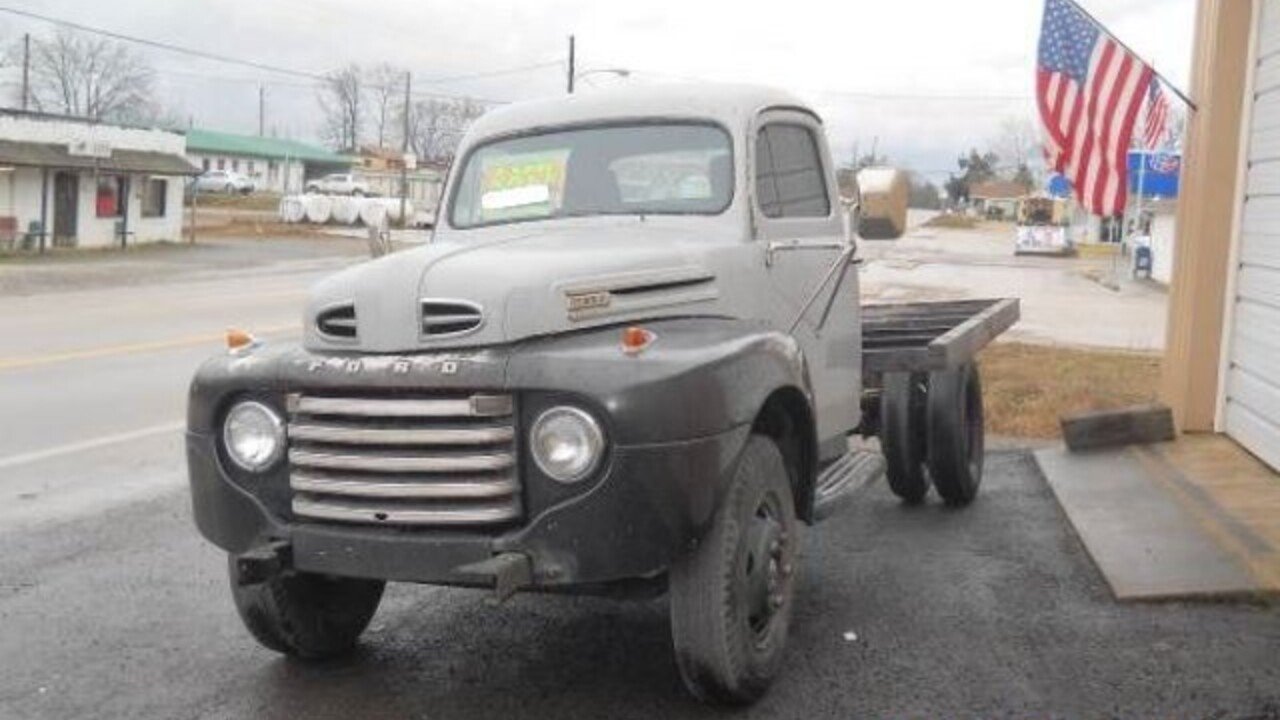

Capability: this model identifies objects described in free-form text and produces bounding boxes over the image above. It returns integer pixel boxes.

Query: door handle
[765,239,846,267]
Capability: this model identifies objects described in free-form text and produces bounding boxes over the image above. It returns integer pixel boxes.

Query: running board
[813,449,886,521]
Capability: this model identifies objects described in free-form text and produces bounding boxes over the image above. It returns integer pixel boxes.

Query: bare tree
[28,29,156,120]
[318,64,362,151]
[992,117,1041,187]
[407,97,486,163]
[365,64,404,149]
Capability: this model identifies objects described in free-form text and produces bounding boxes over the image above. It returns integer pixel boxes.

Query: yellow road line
[0,323,300,371]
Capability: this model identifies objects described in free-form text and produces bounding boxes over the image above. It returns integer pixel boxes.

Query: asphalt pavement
[0,235,1277,719]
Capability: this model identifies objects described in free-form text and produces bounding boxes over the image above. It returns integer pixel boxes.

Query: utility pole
[399,71,411,228]
[567,35,575,94]
[258,85,265,136]
[21,33,30,111]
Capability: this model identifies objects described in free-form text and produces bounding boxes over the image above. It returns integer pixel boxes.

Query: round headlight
[222,400,285,472]
[530,406,605,483]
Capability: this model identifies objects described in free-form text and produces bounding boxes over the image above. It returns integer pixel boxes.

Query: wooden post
[399,71,411,228]
[567,35,576,94]
[189,183,198,244]
[38,167,48,253]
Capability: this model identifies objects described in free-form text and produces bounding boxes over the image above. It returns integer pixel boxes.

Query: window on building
[142,178,167,218]
[232,159,240,172]
[202,158,210,171]
[96,175,125,218]
[755,123,831,219]
[247,160,256,174]
[217,158,226,170]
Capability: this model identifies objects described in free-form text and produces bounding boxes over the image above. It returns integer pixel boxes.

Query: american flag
[1037,0,1154,216]
[1141,80,1171,150]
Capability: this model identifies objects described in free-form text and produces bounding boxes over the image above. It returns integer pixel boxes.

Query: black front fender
[507,317,815,445]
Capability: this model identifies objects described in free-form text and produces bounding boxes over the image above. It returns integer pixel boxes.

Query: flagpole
[1062,0,1198,112]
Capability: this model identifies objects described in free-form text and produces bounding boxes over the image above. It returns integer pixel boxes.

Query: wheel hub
[743,498,788,641]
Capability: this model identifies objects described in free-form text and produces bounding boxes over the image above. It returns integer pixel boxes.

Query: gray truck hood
[303,220,742,353]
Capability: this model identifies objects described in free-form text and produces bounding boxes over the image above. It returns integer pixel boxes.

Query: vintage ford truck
[186,84,1018,704]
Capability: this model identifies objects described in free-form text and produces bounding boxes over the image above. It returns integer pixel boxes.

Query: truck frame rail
[861,298,1021,375]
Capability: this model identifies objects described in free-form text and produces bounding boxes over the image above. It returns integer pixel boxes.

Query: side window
[755,123,831,219]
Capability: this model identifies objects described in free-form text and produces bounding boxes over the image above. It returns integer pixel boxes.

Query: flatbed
[862,298,1021,374]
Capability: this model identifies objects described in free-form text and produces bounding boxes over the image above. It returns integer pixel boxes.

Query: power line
[627,68,1034,103]
[0,4,553,101]
[419,60,563,86]
[0,4,325,81]
[151,67,511,104]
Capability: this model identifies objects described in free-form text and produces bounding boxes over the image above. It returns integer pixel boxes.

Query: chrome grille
[286,392,520,527]
[421,299,484,337]
[316,304,357,339]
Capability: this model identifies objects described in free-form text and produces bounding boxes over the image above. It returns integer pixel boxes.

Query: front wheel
[669,435,798,705]
[228,556,385,660]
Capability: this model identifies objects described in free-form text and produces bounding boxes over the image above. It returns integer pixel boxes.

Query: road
[862,216,1170,351]
[1,236,1277,719]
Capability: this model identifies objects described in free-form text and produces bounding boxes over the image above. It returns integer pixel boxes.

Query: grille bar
[292,394,512,418]
[288,422,514,446]
[291,472,517,499]
[293,495,520,525]
[290,448,514,473]
[287,391,520,528]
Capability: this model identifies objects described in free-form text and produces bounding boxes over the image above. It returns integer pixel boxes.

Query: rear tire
[669,435,798,705]
[926,363,985,505]
[228,557,385,660]
[880,372,930,503]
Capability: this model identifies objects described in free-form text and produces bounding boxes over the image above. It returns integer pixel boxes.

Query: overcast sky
[0,0,1195,182]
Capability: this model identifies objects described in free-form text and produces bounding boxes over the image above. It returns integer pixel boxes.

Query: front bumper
[187,423,749,588]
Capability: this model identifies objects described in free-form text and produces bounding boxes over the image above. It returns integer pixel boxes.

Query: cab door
[751,111,861,455]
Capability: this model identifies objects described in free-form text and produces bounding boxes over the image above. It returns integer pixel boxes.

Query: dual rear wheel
[879,363,986,505]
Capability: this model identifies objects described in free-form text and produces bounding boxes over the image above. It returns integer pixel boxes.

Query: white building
[184,129,350,195]
[0,110,196,250]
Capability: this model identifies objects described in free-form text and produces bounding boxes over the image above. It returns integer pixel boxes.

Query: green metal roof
[184,129,350,164]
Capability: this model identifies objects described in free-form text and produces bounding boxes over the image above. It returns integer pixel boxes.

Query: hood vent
[316,304,357,339]
[421,299,484,337]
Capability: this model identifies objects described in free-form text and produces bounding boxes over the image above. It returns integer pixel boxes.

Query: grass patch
[979,342,1161,439]
[189,192,283,212]
[923,213,980,230]
[196,219,334,239]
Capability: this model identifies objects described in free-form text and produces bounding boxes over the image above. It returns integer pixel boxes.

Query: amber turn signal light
[225,327,257,354]
[621,326,656,355]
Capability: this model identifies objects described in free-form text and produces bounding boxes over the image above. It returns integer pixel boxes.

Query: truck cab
[187,84,939,704]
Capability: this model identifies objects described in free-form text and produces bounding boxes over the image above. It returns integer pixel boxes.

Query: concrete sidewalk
[1036,435,1280,601]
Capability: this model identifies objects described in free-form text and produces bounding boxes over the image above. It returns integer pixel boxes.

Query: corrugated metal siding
[1226,0,1280,471]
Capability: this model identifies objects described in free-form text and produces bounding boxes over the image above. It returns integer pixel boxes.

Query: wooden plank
[863,325,958,338]
[862,346,936,374]
[864,314,974,330]
[929,298,1021,368]
[860,298,1021,375]
[863,334,937,349]
[1060,403,1176,451]
[861,299,992,321]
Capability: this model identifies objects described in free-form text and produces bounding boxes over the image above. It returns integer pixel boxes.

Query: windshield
[449,123,733,228]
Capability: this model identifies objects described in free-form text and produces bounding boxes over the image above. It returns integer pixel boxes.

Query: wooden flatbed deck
[861,298,1021,375]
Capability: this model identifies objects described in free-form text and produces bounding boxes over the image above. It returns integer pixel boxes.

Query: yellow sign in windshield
[479,152,568,221]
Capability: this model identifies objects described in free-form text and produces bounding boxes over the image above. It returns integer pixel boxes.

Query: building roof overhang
[0,140,200,175]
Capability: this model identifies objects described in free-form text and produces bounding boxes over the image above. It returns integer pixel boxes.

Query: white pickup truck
[305,172,371,196]
[186,83,1018,705]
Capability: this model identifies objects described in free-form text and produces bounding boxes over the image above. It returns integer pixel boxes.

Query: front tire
[228,557,385,660]
[669,435,798,705]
